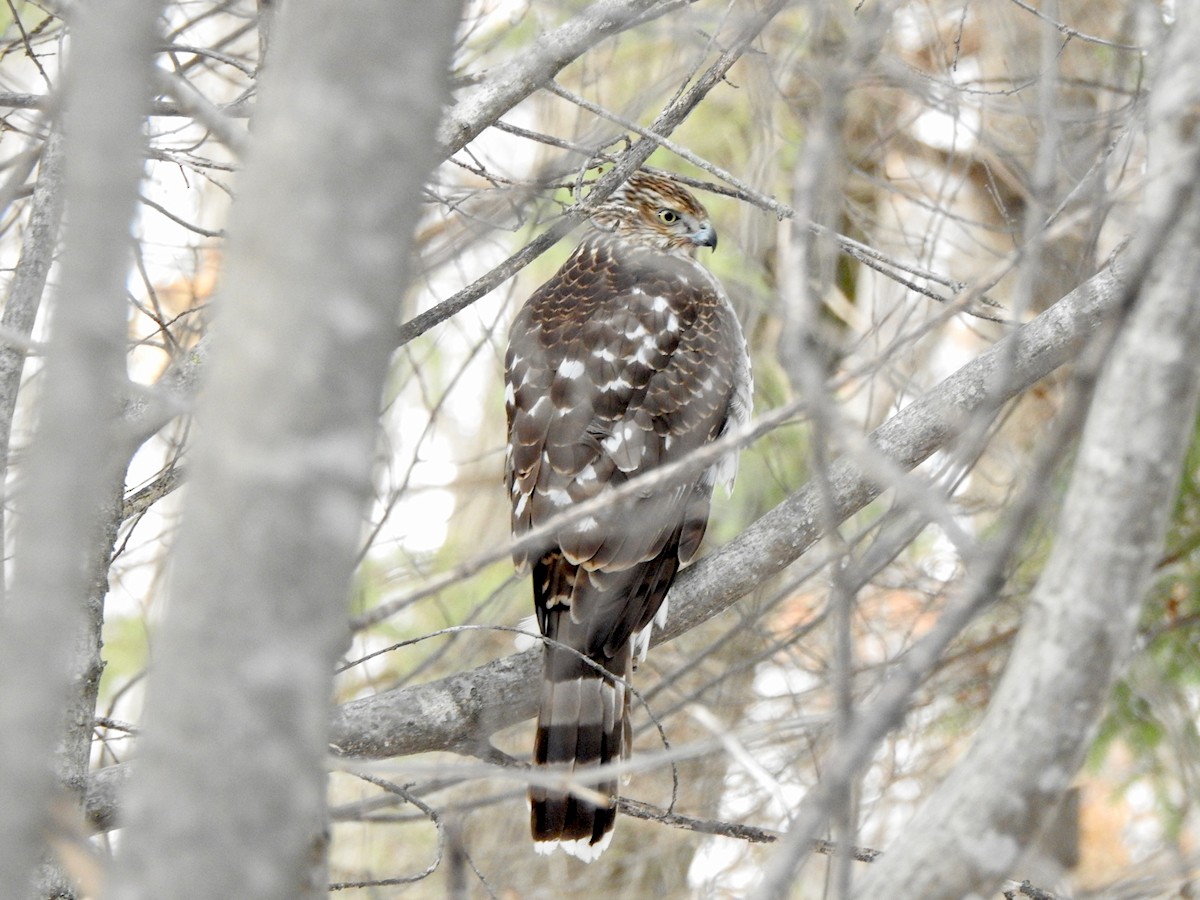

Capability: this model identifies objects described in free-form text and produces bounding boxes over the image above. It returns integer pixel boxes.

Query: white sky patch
[371,452,458,557]
[106,434,184,621]
[391,487,455,555]
[380,101,548,560]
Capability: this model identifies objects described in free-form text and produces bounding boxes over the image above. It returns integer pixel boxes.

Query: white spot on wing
[634,344,656,365]
[623,321,649,340]
[560,358,585,379]
[601,421,638,455]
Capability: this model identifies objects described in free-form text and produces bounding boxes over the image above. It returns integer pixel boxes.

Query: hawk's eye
[657,208,680,225]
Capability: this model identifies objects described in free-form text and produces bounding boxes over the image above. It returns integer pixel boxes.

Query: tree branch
[849,5,1200,896]
[331,245,1127,763]
[105,3,462,897]
[436,0,675,156]
[85,237,1128,832]
[0,130,65,602]
[396,0,788,349]
[0,0,164,893]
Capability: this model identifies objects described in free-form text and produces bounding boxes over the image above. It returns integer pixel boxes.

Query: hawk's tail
[530,613,630,861]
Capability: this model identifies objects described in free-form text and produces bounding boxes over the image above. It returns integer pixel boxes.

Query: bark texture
[0,3,162,895]
[106,3,462,898]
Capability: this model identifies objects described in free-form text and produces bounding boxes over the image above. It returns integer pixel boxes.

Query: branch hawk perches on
[504,171,752,860]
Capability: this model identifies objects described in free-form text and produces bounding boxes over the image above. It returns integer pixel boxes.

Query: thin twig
[395,0,789,349]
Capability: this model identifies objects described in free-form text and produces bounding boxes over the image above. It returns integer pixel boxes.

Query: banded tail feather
[530,610,630,860]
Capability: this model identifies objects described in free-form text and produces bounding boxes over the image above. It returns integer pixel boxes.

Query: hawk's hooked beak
[691,222,718,251]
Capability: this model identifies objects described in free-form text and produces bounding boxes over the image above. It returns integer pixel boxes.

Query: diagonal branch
[436,0,685,157]
[397,0,788,349]
[329,247,1125,760]
[846,5,1200,895]
[84,239,1129,833]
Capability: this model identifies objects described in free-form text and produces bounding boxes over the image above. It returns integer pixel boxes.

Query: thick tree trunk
[106,2,462,898]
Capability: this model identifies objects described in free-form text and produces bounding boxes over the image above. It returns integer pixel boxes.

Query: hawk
[504,171,752,860]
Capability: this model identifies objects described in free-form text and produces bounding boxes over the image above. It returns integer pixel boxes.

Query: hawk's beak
[691,222,718,251]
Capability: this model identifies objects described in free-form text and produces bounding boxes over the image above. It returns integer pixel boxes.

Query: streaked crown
[588,171,718,256]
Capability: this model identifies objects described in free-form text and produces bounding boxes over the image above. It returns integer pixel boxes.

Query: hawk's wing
[506,236,750,856]
[505,237,749,659]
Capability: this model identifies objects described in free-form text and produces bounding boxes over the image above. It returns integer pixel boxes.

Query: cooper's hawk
[504,171,752,860]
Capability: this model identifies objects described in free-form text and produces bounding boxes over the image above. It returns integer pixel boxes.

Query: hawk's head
[588,171,717,257]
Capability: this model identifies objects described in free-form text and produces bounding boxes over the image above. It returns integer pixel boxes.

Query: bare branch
[396,0,788,349]
[0,0,164,892]
[437,0,676,156]
[849,5,1200,895]
[0,129,65,598]
[80,238,1128,841]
